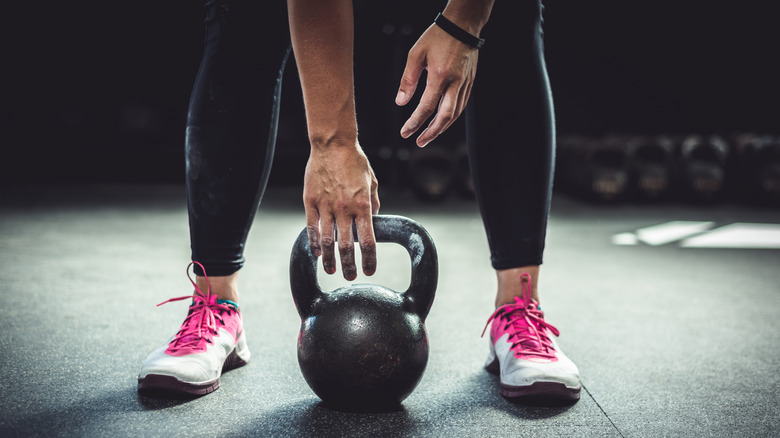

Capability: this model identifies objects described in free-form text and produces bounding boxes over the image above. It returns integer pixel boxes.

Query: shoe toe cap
[138,347,213,384]
[502,354,581,388]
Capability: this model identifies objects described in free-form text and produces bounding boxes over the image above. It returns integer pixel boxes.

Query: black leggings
[186,0,554,276]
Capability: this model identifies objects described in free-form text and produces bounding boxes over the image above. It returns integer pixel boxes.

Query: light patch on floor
[611,232,639,245]
[613,221,780,249]
[681,223,780,249]
[635,221,715,246]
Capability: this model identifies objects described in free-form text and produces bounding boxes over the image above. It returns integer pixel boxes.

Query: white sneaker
[138,263,250,396]
[483,274,581,401]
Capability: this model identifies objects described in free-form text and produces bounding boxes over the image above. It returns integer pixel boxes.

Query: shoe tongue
[519,337,544,351]
[510,311,547,351]
[174,298,215,346]
[175,333,202,347]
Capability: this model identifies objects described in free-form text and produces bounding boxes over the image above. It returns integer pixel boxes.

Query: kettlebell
[290,215,438,410]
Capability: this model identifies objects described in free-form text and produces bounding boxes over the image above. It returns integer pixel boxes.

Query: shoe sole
[137,347,248,396]
[486,358,581,402]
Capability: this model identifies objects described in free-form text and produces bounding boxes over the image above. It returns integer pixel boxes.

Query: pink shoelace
[481,273,560,360]
[156,262,234,354]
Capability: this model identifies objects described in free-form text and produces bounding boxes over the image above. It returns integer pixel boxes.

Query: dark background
[4,1,779,184]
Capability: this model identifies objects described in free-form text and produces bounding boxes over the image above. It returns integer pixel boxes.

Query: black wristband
[434,13,485,49]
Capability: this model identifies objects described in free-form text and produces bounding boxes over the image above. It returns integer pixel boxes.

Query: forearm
[287,0,357,150]
[441,0,495,35]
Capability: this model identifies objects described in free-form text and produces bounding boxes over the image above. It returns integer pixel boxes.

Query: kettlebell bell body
[290,215,438,409]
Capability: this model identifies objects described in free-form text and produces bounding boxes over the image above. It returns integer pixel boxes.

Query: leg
[138,0,290,396]
[466,0,554,307]
[186,0,291,302]
[467,0,581,402]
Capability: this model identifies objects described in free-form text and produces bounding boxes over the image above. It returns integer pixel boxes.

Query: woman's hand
[396,11,485,147]
[303,143,380,281]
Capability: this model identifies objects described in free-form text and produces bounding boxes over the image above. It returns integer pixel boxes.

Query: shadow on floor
[234,370,577,436]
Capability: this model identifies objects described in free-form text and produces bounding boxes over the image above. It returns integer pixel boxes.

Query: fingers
[336,214,357,281]
[355,215,377,277]
[318,213,377,280]
[309,202,378,280]
[401,81,444,142]
[319,213,337,275]
[399,55,471,146]
[416,88,458,147]
[305,204,322,258]
[396,49,424,107]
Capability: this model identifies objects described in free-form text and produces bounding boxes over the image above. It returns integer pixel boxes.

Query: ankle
[495,265,540,307]
[196,273,240,304]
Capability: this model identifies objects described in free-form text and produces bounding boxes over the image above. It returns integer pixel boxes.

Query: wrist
[305,103,358,151]
[442,1,493,35]
[434,13,485,49]
[308,131,359,151]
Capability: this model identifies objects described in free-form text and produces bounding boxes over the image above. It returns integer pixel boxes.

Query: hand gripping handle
[289,215,438,320]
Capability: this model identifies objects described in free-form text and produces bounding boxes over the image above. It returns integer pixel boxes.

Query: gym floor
[1,183,778,437]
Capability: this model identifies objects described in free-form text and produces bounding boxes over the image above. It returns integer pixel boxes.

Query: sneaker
[482,273,581,401]
[137,262,250,396]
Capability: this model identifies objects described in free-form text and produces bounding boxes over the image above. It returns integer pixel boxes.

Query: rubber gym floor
[1,183,778,437]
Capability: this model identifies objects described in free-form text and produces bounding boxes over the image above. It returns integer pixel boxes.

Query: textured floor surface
[1,183,778,437]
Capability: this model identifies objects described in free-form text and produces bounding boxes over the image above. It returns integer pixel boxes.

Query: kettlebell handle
[289,215,438,321]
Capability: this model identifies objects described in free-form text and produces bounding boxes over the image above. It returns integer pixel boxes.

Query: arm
[396,0,495,147]
[288,0,380,281]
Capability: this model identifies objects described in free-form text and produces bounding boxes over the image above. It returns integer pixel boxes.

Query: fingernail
[396,91,406,105]
[419,135,432,147]
[401,121,417,138]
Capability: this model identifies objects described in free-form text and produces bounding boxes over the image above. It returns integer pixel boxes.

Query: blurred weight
[406,144,457,202]
[674,134,729,202]
[557,134,630,202]
[731,133,780,206]
[626,135,675,201]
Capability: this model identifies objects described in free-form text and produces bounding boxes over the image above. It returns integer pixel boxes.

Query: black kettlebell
[290,215,438,410]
